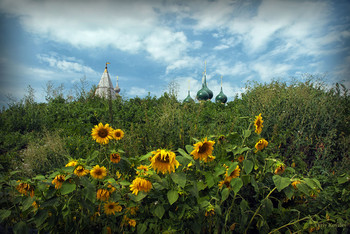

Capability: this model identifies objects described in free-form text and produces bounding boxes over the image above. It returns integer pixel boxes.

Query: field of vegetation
[0,78,349,233]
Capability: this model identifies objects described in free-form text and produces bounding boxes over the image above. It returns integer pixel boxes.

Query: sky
[0,0,349,107]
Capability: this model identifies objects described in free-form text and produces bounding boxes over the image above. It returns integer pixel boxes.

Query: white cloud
[128,86,148,97]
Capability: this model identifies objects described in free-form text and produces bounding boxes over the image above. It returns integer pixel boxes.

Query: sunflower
[225,165,241,181]
[291,180,301,189]
[128,219,136,227]
[74,165,89,177]
[191,138,215,162]
[136,165,149,176]
[237,155,245,163]
[255,139,268,152]
[65,160,78,167]
[130,177,152,195]
[150,149,179,174]
[16,182,34,197]
[274,164,286,175]
[112,129,124,140]
[108,183,116,193]
[254,113,264,134]
[104,201,122,215]
[90,165,107,179]
[205,204,215,217]
[218,180,231,189]
[91,123,114,144]
[110,153,121,164]
[52,175,65,189]
[97,188,111,201]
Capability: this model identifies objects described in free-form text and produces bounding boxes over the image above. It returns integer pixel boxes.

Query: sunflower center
[98,128,108,138]
[156,155,170,163]
[115,132,121,137]
[95,169,102,175]
[198,143,209,154]
[108,204,115,209]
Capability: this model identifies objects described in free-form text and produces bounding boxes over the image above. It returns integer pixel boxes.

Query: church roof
[95,63,117,100]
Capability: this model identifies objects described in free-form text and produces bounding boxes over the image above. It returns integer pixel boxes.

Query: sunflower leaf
[185,145,194,154]
[178,148,193,161]
[243,160,254,175]
[154,205,165,219]
[221,187,230,202]
[60,182,76,195]
[230,178,243,194]
[272,175,290,192]
[167,190,179,205]
[170,172,186,188]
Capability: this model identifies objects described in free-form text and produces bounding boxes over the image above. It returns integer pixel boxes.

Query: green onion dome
[203,74,213,100]
[196,86,209,101]
[183,90,195,103]
[215,87,227,104]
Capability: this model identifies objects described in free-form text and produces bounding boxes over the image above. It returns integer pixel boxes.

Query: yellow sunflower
[108,183,116,193]
[52,175,65,189]
[129,177,152,195]
[191,138,215,162]
[90,165,107,179]
[291,180,301,189]
[237,155,245,163]
[128,219,136,227]
[104,201,122,215]
[74,165,89,177]
[150,149,179,174]
[112,129,124,140]
[254,113,264,134]
[110,153,121,164]
[16,182,34,197]
[255,138,268,152]
[274,164,286,175]
[91,123,114,145]
[65,160,78,167]
[136,165,149,176]
[225,165,241,181]
[97,188,111,201]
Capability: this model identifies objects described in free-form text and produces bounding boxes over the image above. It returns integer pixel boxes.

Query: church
[94,62,121,99]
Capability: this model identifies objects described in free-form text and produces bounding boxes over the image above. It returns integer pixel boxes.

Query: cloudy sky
[0,0,349,107]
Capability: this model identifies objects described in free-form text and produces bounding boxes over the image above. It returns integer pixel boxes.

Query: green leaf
[138,152,153,161]
[137,222,147,233]
[178,148,193,161]
[232,147,250,155]
[261,198,273,217]
[227,162,239,178]
[154,205,165,219]
[185,145,194,154]
[119,180,131,186]
[134,192,148,202]
[13,221,28,234]
[337,174,349,185]
[283,186,294,200]
[33,175,46,181]
[243,160,254,175]
[303,178,319,190]
[22,196,36,212]
[0,209,11,222]
[60,182,76,195]
[204,172,215,188]
[272,175,290,192]
[170,172,186,188]
[251,175,259,192]
[296,183,310,196]
[221,187,230,202]
[34,209,48,227]
[243,129,251,138]
[230,178,243,194]
[167,190,179,205]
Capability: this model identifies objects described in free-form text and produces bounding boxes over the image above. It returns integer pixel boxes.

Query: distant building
[95,63,120,99]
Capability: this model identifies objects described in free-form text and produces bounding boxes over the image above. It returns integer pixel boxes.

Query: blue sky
[0,0,349,107]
